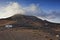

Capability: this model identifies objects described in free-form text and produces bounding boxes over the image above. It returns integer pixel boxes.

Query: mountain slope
[0,14,60,28]
[10,14,44,28]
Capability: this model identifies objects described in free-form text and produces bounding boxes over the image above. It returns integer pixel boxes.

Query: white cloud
[0,2,41,18]
[23,4,41,15]
[37,10,60,23]
[0,2,25,19]
[26,4,38,12]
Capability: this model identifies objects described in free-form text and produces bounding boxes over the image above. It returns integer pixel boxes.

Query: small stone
[56,35,59,37]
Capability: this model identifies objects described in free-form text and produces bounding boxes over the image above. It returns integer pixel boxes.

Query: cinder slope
[0,28,58,40]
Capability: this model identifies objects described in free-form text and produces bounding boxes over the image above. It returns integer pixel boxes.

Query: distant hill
[10,14,44,28]
[0,14,60,29]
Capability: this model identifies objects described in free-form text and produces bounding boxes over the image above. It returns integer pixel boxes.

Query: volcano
[0,14,60,40]
[0,14,60,28]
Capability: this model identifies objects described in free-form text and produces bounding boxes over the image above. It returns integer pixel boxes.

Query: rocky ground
[0,27,59,40]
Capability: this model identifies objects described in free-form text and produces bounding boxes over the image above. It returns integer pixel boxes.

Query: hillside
[11,14,60,28]
[0,14,60,40]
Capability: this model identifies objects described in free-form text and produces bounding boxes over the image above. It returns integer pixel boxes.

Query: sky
[0,0,60,23]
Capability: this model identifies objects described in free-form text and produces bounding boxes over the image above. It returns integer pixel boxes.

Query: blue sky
[0,0,60,23]
[0,0,60,11]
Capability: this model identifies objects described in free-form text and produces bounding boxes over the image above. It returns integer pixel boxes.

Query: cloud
[0,2,42,18]
[42,10,60,23]
[0,2,25,19]
[0,2,60,23]
[23,4,41,15]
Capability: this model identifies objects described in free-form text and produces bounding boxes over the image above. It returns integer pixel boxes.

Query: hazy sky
[0,0,60,23]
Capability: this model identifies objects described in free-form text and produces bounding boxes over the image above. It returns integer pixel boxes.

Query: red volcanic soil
[0,29,33,40]
[0,28,58,40]
[0,20,16,26]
